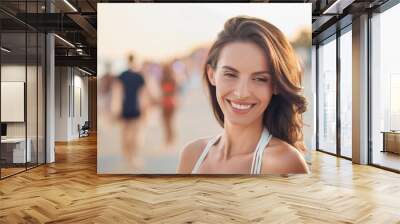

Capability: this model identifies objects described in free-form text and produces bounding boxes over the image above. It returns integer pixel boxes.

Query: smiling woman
[177,16,309,175]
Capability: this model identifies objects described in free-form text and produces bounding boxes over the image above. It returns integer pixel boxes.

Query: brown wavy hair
[204,16,307,153]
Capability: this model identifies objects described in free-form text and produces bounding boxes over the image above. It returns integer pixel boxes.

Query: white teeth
[231,102,252,110]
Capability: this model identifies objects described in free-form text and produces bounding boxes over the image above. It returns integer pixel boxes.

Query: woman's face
[208,41,275,127]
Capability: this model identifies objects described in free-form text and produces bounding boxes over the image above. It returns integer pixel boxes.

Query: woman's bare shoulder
[262,137,309,174]
[176,137,212,174]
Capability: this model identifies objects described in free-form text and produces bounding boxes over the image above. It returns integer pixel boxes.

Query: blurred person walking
[140,61,162,124]
[116,54,146,165]
[161,63,179,148]
[99,62,119,122]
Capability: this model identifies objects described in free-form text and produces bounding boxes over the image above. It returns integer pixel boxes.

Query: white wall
[352,14,369,164]
[1,64,46,164]
[54,67,89,141]
[1,65,35,138]
[70,72,89,139]
[46,32,55,163]
[55,66,70,141]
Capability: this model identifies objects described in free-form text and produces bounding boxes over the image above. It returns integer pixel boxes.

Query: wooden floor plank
[0,135,399,223]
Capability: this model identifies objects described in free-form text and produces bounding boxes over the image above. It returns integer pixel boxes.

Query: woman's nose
[233,79,250,99]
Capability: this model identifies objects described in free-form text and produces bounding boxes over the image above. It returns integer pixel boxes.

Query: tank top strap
[250,128,272,175]
[191,135,221,174]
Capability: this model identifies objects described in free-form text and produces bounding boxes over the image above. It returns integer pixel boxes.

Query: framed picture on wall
[97,3,312,175]
[1,81,25,123]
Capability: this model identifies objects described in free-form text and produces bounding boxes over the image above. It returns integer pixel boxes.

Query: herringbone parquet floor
[1,135,400,223]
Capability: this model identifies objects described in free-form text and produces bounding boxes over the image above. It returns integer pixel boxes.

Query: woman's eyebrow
[252,71,271,76]
[221,65,239,72]
[221,65,271,75]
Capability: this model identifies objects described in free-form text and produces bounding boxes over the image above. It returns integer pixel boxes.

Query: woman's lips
[226,99,256,114]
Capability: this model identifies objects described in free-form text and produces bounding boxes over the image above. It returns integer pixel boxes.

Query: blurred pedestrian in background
[140,61,162,125]
[161,63,179,149]
[98,61,118,122]
[115,54,146,165]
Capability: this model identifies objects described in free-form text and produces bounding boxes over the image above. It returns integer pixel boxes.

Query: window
[339,28,352,158]
[0,1,46,179]
[371,2,400,171]
[318,36,337,154]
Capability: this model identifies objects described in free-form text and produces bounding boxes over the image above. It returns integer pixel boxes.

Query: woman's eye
[254,77,268,82]
[224,73,237,78]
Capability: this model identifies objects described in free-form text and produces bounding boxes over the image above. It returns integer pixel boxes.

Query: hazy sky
[98,3,311,73]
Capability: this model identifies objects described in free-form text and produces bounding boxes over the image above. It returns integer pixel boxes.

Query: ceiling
[0,0,393,75]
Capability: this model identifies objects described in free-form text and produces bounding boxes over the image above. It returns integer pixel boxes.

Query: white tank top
[191,128,272,175]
